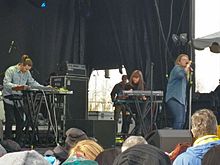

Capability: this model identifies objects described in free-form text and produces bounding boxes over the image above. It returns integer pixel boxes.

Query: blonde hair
[191,109,217,139]
[175,54,189,65]
[69,140,104,160]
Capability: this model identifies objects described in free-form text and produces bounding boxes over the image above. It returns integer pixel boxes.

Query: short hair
[69,140,104,160]
[175,54,189,65]
[121,136,148,152]
[122,75,127,80]
[20,54,33,66]
[191,109,217,139]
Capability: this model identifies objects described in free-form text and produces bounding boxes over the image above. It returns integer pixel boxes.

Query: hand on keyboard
[12,85,29,91]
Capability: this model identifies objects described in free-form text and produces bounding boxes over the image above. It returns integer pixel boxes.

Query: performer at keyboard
[165,54,192,129]
[125,70,147,135]
[111,75,128,134]
[2,55,43,144]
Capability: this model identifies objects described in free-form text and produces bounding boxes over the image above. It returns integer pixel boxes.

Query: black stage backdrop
[0,0,191,90]
[86,0,191,89]
[0,0,86,84]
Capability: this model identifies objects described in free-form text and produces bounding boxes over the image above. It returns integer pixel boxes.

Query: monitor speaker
[146,129,192,152]
[65,119,116,148]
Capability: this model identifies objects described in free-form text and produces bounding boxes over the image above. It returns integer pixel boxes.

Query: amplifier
[58,63,86,77]
[88,111,114,120]
[147,129,192,152]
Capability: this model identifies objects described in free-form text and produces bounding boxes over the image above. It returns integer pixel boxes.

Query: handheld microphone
[189,67,194,72]
[185,61,194,73]
[186,60,193,65]
[8,41,15,54]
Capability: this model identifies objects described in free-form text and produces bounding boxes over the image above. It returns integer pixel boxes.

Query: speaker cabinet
[147,129,192,152]
[65,119,116,148]
[50,76,88,120]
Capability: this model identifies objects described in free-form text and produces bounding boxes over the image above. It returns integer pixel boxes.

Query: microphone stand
[188,71,193,130]
[11,41,41,77]
[150,62,154,131]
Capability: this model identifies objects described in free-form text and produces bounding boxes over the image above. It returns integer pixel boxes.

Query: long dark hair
[129,70,145,90]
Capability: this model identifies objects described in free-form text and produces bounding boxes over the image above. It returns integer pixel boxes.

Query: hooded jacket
[173,138,220,165]
[113,144,171,165]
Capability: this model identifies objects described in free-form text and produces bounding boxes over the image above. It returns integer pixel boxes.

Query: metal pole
[188,78,193,130]
[188,0,195,130]
[150,62,154,131]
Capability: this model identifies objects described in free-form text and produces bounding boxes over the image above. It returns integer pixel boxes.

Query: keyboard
[122,90,163,97]
[29,86,55,91]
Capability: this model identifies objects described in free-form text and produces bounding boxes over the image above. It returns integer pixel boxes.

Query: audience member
[65,128,88,150]
[121,135,148,152]
[95,147,121,165]
[0,139,21,153]
[202,145,220,165]
[173,109,220,165]
[44,155,60,165]
[45,128,88,163]
[69,140,103,160]
[62,157,98,165]
[0,150,50,165]
[113,144,171,165]
[0,144,6,157]
[62,139,103,164]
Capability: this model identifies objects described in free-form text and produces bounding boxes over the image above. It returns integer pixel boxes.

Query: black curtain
[0,0,86,84]
[0,0,191,90]
[86,0,191,90]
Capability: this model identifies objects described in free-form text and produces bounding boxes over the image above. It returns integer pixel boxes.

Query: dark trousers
[114,104,130,134]
[3,101,24,142]
[166,98,186,129]
[121,108,131,134]
[130,102,149,135]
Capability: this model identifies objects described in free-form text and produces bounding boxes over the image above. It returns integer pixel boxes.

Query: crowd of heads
[0,108,219,165]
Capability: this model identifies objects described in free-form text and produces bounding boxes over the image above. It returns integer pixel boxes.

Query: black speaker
[65,119,116,148]
[50,76,88,120]
[65,76,88,120]
[147,129,192,152]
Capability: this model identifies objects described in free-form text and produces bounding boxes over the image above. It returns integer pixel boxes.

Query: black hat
[65,128,88,148]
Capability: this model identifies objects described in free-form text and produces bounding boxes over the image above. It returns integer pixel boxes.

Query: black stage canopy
[0,0,191,90]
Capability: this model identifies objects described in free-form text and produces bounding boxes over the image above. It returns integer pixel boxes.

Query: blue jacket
[173,140,220,165]
[166,65,187,105]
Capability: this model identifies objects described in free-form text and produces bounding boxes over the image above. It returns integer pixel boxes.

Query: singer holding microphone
[165,54,192,129]
[2,54,43,144]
